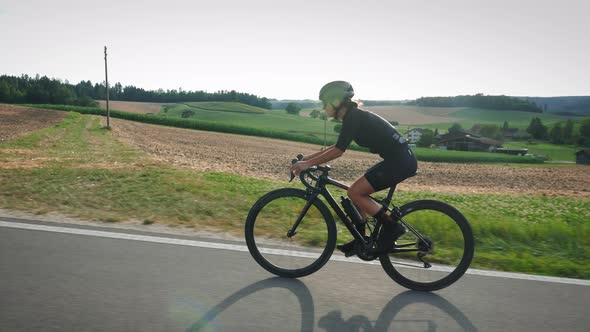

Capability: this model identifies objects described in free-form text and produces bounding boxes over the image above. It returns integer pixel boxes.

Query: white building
[405,128,426,144]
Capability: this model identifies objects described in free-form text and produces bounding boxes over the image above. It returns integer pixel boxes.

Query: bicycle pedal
[417,252,432,268]
[344,250,357,258]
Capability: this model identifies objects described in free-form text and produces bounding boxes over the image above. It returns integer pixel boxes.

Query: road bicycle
[245,155,474,291]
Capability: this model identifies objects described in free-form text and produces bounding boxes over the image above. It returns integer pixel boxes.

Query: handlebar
[290,154,330,191]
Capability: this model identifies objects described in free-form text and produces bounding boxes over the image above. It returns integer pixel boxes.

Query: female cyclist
[290,81,418,256]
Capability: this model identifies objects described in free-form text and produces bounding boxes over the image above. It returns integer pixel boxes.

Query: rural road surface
[1,217,589,332]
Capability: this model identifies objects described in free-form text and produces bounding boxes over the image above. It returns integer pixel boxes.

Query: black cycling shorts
[364,147,418,192]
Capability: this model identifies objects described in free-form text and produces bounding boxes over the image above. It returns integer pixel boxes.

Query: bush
[512,131,532,141]
[310,109,321,119]
[75,96,99,107]
[448,123,463,133]
[527,117,548,139]
[580,119,590,145]
[333,124,342,133]
[417,129,434,147]
[285,102,301,115]
[181,110,195,118]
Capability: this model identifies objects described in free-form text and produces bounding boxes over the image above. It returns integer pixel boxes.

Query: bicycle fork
[286,192,318,238]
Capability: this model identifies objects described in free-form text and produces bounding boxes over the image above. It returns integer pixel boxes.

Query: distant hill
[271,95,590,115]
[270,99,406,110]
[517,96,590,115]
[270,99,321,110]
[408,94,542,113]
[361,100,406,106]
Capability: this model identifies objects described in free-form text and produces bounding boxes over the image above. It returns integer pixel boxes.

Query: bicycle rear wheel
[379,200,474,291]
[245,188,336,278]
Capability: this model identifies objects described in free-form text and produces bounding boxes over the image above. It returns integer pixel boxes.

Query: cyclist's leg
[337,176,379,255]
[345,174,404,255]
[360,160,410,254]
[347,176,381,218]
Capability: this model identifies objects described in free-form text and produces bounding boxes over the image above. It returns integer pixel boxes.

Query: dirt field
[363,105,462,125]
[97,100,167,114]
[108,118,590,198]
[0,104,66,142]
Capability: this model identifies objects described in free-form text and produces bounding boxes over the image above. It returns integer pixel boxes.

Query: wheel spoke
[245,188,336,278]
[380,200,474,291]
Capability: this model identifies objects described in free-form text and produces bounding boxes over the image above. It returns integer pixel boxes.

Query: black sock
[373,207,393,225]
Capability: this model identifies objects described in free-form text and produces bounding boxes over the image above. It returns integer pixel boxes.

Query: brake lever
[289,158,298,182]
[289,154,304,182]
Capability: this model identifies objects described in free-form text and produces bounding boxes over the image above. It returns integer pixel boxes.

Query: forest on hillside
[520,96,590,115]
[0,74,272,109]
[408,94,542,112]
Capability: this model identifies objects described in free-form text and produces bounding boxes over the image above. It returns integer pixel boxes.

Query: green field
[365,105,588,162]
[503,142,580,161]
[447,108,573,128]
[30,104,548,164]
[166,104,588,162]
[365,105,587,131]
[180,102,268,114]
[161,103,339,140]
[0,112,589,278]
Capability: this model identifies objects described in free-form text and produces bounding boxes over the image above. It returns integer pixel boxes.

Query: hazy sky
[1,0,588,100]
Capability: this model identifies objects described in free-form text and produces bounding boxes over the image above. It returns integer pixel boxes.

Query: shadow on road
[187,277,477,332]
[318,290,478,332]
[186,277,314,331]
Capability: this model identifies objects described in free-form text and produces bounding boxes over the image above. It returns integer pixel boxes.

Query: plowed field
[0,104,66,141]
[363,105,462,125]
[109,118,590,198]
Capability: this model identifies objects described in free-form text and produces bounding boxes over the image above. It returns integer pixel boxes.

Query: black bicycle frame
[288,169,430,253]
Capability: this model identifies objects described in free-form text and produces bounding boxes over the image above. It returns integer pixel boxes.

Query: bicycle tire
[245,188,337,278]
[379,200,474,291]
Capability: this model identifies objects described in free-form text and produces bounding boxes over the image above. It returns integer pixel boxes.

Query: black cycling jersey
[335,108,408,159]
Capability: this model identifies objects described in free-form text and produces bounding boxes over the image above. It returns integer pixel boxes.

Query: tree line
[413,118,590,148]
[527,117,590,146]
[408,93,542,113]
[0,74,272,109]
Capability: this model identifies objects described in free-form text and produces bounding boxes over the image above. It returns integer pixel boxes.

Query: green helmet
[319,81,354,104]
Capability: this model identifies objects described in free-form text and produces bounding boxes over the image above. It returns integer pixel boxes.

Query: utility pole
[104,46,110,128]
[323,114,327,149]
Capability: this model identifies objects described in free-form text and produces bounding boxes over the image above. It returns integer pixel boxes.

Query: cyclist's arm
[304,146,343,167]
[302,145,336,161]
[290,146,343,176]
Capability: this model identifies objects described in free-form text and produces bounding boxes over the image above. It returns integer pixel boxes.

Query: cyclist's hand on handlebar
[290,160,310,177]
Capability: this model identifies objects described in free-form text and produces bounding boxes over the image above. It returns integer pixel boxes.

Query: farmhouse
[405,128,426,144]
[501,128,520,139]
[576,149,590,165]
[437,130,503,152]
[470,124,482,133]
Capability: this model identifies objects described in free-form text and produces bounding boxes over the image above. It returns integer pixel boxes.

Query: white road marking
[1,220,589,286]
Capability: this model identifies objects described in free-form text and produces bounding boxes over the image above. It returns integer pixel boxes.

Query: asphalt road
[1,218,589,332]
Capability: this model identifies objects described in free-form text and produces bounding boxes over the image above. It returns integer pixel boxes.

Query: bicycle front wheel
[245,188,337,278]
[380,200,474,291]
